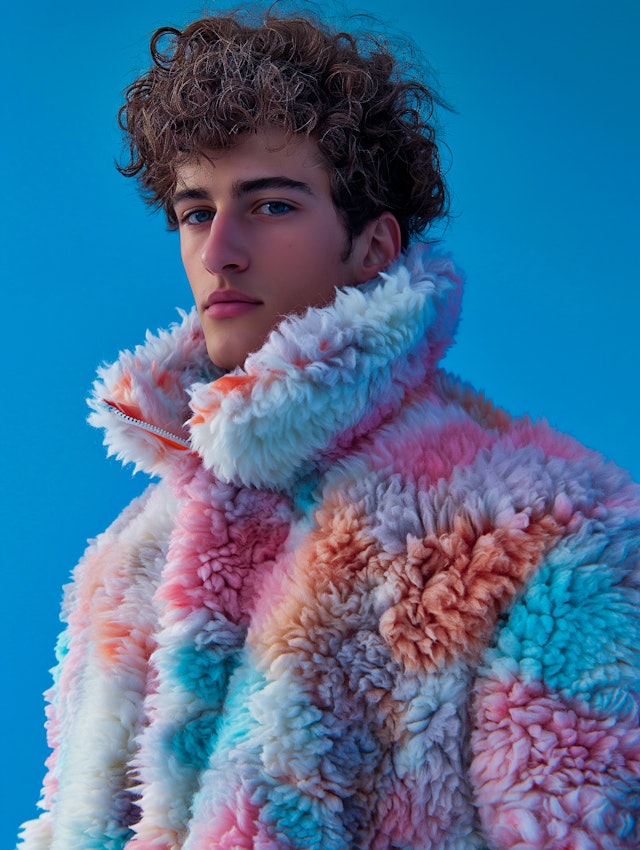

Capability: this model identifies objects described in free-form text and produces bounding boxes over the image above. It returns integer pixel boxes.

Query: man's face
[173,128,374,371]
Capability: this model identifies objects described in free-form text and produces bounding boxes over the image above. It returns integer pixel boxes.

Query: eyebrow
[172,176,314,209]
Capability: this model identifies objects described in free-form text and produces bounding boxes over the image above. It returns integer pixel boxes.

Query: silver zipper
[101,401,191,449]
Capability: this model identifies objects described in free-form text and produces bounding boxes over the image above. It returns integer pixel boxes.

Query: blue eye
[258,201,293,216]
[184,209,213,225]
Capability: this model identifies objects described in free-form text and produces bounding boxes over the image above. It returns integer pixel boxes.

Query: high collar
[88,243,463,489]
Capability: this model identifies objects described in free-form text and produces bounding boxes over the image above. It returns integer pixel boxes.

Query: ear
[352,212,402,284]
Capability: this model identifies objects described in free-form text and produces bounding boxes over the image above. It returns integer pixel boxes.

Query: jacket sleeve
[17,483,171,850]
[469,501,640,849]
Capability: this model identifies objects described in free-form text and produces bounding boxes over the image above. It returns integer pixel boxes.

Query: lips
[204,289,262,319]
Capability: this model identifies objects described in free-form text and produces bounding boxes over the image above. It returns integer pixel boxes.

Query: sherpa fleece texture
[18,244,640,850]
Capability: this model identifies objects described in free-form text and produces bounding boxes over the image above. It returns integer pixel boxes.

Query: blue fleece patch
[174,643,239,703]
[170,710,221,770]
[494,526,640,715]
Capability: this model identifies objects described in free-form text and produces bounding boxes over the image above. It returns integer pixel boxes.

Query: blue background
[2,0,638,843]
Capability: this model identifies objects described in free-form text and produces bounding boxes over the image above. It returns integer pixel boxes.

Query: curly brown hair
[118,9,448,247]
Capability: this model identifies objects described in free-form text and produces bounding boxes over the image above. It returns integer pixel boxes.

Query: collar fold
[89,244,463,487]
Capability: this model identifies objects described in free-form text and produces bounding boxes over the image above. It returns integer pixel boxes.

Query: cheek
[178,233,189,265]
[180,234,202,272]
[184,269,199,301]
[180,248,203,298]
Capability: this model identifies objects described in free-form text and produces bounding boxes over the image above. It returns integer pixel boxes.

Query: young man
[18,10,640,850]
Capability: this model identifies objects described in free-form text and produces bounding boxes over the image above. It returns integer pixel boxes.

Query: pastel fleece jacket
[18,245,640,850]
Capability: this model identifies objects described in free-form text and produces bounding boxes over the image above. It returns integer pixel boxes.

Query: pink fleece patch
[382,415,494,484]
[471,673,640,849]
[508,418,592,464]
[189,794,264,850]
[157,466,291,624]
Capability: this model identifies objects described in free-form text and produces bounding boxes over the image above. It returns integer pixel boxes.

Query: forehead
[174,128,329,191]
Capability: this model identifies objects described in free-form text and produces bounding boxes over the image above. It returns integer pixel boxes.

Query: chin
[207,346,249,372]
[203,322,273,371]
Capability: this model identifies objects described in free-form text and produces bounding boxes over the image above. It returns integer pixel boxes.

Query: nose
[200,211,249,274]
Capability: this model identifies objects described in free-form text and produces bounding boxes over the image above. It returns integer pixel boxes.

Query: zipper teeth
[105,405,191,448]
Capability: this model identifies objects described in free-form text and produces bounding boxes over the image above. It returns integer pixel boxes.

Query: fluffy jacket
[18,244,640,850]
